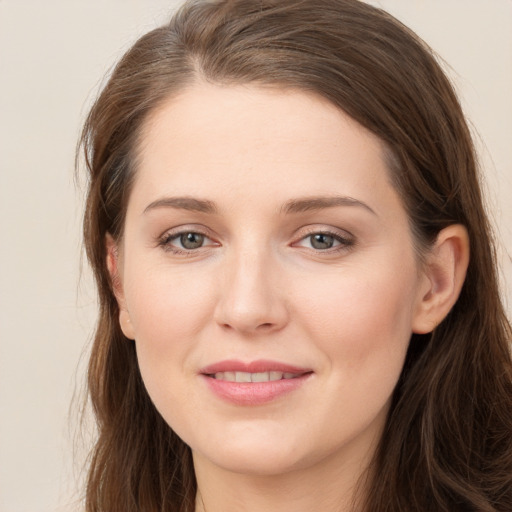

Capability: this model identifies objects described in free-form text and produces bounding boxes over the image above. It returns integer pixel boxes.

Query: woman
[78,0,512,510]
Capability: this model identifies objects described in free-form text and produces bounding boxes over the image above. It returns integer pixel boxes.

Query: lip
[199,359,313,406]
[200,359,311,375]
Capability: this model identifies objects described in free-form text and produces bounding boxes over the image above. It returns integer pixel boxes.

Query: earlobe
[412,224,470,334]
[105,234,135,340]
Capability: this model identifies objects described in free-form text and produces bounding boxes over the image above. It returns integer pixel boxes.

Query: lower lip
[202,374,311,406]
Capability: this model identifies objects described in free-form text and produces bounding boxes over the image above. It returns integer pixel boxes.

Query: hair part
[79,1,512,510]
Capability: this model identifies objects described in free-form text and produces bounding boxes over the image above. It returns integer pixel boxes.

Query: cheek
[123,266,219,437]
[125,263,216,338]
[290,265,418,450]
[299,262,417,382]
[123,264,217,393]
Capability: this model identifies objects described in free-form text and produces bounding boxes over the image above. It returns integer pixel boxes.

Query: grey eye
[180,232,205,249]
[309,233,336,250]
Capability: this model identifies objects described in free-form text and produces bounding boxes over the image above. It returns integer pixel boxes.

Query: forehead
[131,83,398,217]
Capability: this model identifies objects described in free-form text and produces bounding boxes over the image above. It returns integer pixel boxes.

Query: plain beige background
[0,1,511,511]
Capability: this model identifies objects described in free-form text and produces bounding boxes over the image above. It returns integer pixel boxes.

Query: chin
[202,449,307,477]
[188,425,310,476]
[200,437,334,479]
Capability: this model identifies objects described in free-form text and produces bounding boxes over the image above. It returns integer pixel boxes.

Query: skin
[108,84,469,512]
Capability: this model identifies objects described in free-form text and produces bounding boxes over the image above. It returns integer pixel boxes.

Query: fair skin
[107,84,469,512]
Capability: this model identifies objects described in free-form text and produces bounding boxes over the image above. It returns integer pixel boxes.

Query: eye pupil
[180,232,204,249]
[311,233,334,250]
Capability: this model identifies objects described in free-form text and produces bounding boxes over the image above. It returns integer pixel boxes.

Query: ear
[412,224,470,334]
[105,234,135,340]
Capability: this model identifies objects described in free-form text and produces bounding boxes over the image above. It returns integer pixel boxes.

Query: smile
[211,371,300,382]
[200,360,313,405]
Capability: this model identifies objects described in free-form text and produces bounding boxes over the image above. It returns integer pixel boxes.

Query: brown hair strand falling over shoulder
[78,1,512,510]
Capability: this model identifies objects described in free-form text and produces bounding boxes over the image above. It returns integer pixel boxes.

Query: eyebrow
[143,196,217,215]
[142,194,376,216]
[282,196,377,216]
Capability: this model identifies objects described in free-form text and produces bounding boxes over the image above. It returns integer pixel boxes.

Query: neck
[193,443,374,512]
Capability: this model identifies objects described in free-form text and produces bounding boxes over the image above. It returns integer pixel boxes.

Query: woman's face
[113,84,431,477]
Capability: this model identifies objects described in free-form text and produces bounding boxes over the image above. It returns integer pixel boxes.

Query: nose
[213,247,289,336]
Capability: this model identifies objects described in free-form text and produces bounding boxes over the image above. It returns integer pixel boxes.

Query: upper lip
[199,359,312,375]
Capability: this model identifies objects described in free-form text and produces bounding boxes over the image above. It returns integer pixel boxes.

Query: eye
[294,230,354,252]
[308,233,339,250]
[158,230,217,253]
[177,232,206,250]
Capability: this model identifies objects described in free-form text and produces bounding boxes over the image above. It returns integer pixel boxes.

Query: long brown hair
[78,1,512,510]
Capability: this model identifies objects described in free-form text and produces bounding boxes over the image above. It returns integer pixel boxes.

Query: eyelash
[157,229,217,256]
[294,229,355,253]
[157,228,355,255]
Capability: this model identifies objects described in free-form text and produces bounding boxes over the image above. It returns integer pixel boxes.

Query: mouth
[199,360,313,405]
[209,371,305,382]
